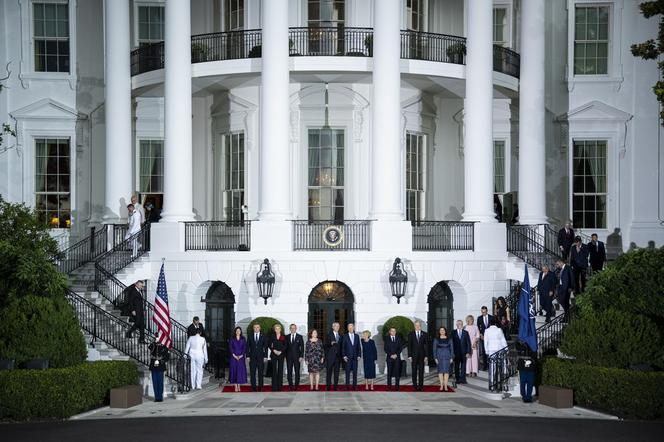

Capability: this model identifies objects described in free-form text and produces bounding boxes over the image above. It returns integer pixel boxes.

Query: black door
[204,282,235,379]
[427,282,454,367]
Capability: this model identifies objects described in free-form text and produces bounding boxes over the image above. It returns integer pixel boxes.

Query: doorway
[308,280,354,343]
[204,281,235,379]
[427,281,454,367]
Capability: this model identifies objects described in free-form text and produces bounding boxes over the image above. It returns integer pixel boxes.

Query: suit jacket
[557,265,574,297]
[187,323,206,338]
[558,227,575,252]
[325,331,343,363]
[384,335,403,360]
[341,333,362,359]
[570,244,589,269]
[477,314,493,336]
[588,240,606,268]
[284,333,304,360]
[537,271,557,297]
[452,328,472,358]
[127,286,144,318]
[246,332,268,359]
[407,330,429,361]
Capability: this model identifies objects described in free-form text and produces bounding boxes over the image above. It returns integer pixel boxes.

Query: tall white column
[103,0,132,222]
[518,0,547,225]
[257,0,290,221]
[462,0,496,223]
[160,0,194,222]
[370,0,402,221]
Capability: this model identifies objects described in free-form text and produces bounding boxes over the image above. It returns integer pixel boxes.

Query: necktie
[255,333,258,342]
[291,334,294,344]
[458,330,462,338]
[417,331,420,340]
[392,336,395,343]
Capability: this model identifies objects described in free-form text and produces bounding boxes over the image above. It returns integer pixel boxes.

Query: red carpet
[221,385,455,393]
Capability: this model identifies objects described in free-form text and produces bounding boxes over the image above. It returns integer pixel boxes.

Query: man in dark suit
[452,320,472,384]
[384,327,402,390]
[187,316,205,338]
[246,323,268,391]
[557,221,575,261]
[570,236,589,294]
[285,323,304,391]
[341,323,362,390]
[477,306,493,370]
[325,322,342,390]
[556,258,574,320]
[407,320,428,391]
[125,280,146,343]
[588,233,606,274]
[537,264,557,322]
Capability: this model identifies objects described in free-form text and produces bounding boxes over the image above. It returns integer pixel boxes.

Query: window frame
[493,139,507,194]
[570,139,608,229]
[572,4,610,76]
[136,138,164,196]
[34,137,72,229]
[222,132,246,222]
[307,127,346,222]
[223,0,245,31]
[492,5,510,48]
[133,1,165,49]
[405,131,426,222]
[405,0,427,32]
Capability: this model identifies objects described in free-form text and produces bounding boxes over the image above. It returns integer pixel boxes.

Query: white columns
[517,0,547,225]
[462,0,496,223]
[160,0,194,222]
[257,0,290,221]
[370,0,402,221]
[103,0,132,222]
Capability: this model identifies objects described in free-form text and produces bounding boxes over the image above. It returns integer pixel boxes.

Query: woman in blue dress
[228,326,247,392]
[433,326,454,391]
[361,330,377,391]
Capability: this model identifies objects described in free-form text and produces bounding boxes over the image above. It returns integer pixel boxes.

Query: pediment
[557,100,632,123]
[10,98,82,121]
[210,93,257,116]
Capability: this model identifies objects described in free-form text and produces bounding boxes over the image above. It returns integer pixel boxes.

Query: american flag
[153,263,172,348]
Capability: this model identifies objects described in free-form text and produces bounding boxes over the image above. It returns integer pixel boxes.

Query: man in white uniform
[125,204,141,258]
[131,195,145,225]
[185,329,208,389]
[484,317,508,389]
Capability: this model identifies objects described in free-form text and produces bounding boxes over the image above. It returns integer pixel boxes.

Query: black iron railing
[411,221,474,251]
[507,225,559,271]
[292,220,371,251]
[493,45,520,78]
[57,226,108,274]
[536,311,568,358]
[130,28,520,78]
[65,288,191,392]
[184,221,251,251]
[289,27,374,56]
[96,225,151,278]
[487,344,518,392]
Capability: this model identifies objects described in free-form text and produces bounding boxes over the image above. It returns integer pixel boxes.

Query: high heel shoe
[439,386,443,391]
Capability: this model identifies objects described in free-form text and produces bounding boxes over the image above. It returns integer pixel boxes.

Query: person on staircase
[185,328,208,390]
[149,339,170,402]
[570,236,589,294]
[125,280,146,343]
[187,316,206,338]
[557,221,575,261]
[125,204,141,258]
[537,264,557,322]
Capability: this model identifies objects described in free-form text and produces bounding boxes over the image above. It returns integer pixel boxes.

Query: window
[493,7,508,46]
[574,5,609,75]
[494,140,505,194]
[572,140,607,229]
[33,2,70,73]
[137,5,164,46]
[406,0,425,32]
[224,0,244,31]
[224,133,245,222]
[138,140,164,194]
[35,138,70,228]
[406,133,425,222]
[308,0,345,27]
[308,128,344,222]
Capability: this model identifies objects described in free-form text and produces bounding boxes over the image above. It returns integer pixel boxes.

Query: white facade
[0,0,662,338]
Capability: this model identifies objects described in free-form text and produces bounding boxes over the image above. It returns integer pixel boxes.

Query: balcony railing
[292,220,371,251]
[411,221,475,251]
[130,28,520,78]
[184,221,251,251]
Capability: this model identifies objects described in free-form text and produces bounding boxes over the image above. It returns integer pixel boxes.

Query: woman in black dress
[268,324,287,391]
[494,296,511,339]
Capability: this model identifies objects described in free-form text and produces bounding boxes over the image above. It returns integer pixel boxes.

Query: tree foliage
[631,1,664,125]
[382,316,415,343]
[0,196,67,306]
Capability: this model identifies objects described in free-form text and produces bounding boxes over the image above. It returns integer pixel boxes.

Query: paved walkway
[75,371,614,421]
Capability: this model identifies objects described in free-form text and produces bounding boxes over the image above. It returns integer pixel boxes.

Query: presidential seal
[322,225,344,247]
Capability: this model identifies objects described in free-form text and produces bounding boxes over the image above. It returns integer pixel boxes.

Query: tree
[0,197,67,306]
[631,1,664,125]
[0,62,16,151]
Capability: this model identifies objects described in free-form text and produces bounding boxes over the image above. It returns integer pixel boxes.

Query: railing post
[91,307,97,348]
[89,226,96,255]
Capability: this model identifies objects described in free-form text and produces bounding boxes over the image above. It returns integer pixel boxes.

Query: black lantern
[389,257,408,304]
[256,258,275,305]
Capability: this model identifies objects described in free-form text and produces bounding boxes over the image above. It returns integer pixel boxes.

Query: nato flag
[518,264,538,353]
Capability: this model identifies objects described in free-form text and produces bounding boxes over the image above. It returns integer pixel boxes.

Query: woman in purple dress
[229,326,247,392]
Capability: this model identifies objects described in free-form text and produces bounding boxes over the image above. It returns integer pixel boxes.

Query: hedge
[246,317,284,337]
[0,360,140,420]
[541,358,664,420]
[382,316,415,343]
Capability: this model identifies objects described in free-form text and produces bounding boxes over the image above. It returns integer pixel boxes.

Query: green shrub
[0,360,140,420]
[541,358,664,420]
[0,197,67,307]
[560,308,664,369]
[382,316,414,343]
[246,317,283,337]
[0,295,86,368]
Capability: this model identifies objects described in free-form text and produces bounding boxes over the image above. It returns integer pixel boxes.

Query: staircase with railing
[507,225,561,271]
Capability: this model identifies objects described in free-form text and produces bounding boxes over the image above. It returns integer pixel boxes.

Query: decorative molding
[452,108,465,159]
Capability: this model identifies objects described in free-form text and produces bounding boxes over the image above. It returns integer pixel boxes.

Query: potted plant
[191,42,208,62]
[364,34,373,56]
[248,44,262,58]
[446,42,466,64]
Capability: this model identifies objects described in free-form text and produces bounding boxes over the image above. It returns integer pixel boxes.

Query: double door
[308,302,354,343]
